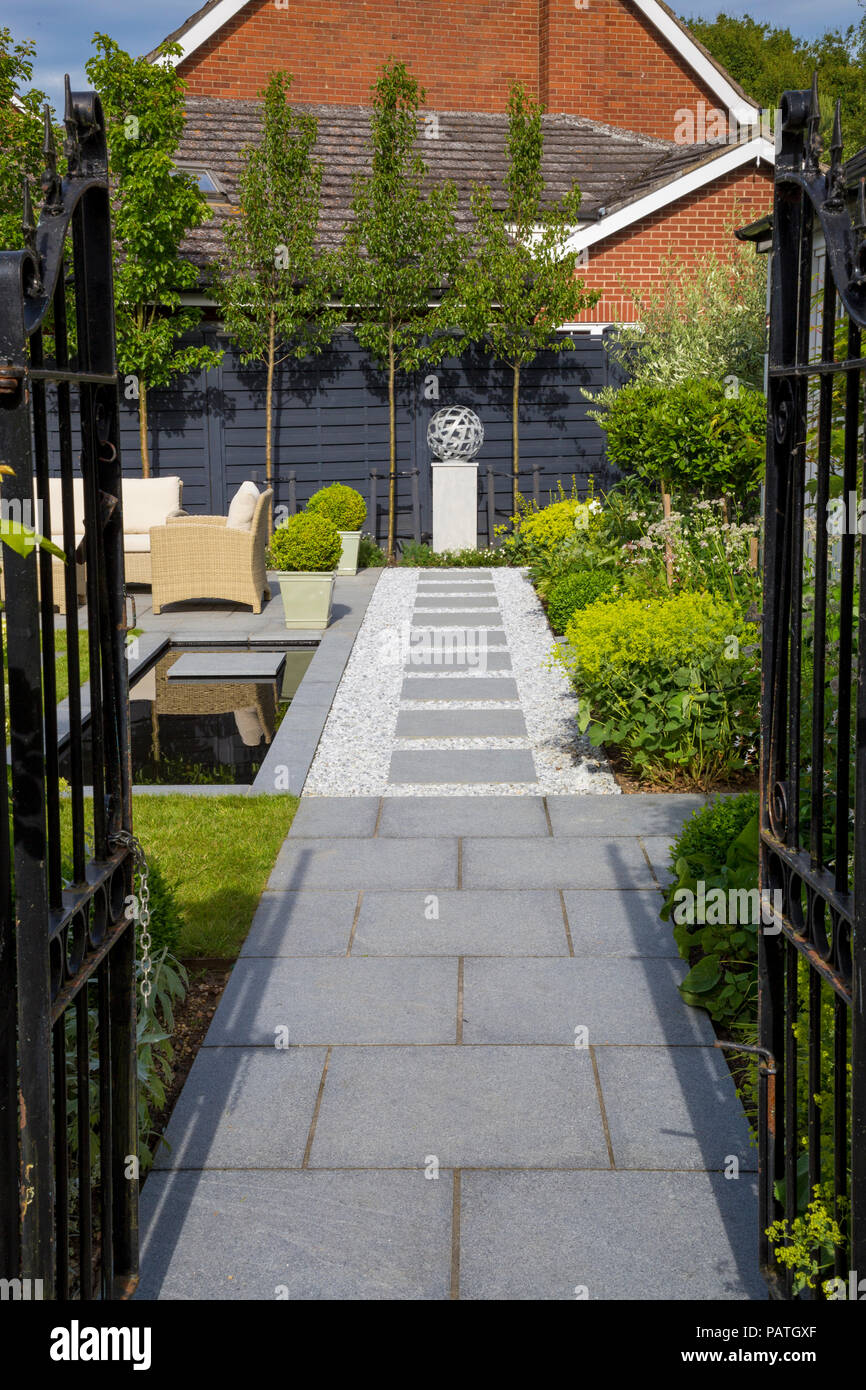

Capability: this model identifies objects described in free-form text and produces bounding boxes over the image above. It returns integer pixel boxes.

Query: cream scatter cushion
[226,481,261,531]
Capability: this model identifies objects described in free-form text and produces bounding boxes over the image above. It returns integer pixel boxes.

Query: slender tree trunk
[266,310,276,537]
[512,362,521,512]
[139,384,150,479]
[387,329,397,562]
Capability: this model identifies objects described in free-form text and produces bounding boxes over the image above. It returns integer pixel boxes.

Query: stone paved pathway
[136,570,766,1301]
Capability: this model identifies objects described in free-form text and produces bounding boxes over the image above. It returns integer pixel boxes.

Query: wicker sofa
[149,487,273,615]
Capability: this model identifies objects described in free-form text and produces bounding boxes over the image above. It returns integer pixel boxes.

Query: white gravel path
[304,567,619,796]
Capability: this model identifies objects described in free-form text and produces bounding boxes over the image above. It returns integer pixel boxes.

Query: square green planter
[337,530,361,576]
[276,571,336,629]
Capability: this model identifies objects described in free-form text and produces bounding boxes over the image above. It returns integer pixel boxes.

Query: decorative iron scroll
[0,79,136,1299]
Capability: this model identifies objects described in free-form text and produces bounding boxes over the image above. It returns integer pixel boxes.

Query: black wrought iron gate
[761,80,866,1297]
[0,85,137,1298]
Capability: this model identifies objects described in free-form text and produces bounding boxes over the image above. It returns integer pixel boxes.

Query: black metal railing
[0,81,136,1299]
[761,78,866,1297]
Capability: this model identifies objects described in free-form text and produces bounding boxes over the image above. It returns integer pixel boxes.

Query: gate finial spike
[42,102,55,167]
[62,74,81,170]
[830,98,843,171]
[806,71,822,167]
[39,103,63,215]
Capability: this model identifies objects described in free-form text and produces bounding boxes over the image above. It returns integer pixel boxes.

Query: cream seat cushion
[226,481,260,531]
[122,476,183,533]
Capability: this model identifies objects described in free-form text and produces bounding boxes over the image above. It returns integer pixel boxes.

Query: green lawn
[127,794,298,958]
[54,630,90,704]
[59,792,297,958]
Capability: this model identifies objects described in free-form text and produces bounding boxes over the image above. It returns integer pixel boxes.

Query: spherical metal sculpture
[427,406,484,461]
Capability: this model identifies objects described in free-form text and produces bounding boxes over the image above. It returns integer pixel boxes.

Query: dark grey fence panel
[48,326,614,547]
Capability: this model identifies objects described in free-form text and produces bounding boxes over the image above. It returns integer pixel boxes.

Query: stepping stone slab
[167,650,286,681]
[403,651,512,672]
[463,837,657,890]
[353,889,568,955]
[388,749,536,785]
[414,597,501,610]
[547,793,707,838]
[395,709,527,738]
[562,890,680,957]
[240,890,359,956]
[377,795,549,837]
[593,1045,757,1171]
[401,676,519,701]
[309,1046,609,1168]
[458,1171,765,1300]
[152,1046,327,1169]
[461,957,712,1045]
[137,1170,452,1300]
[204,957,458,1045]
[411,613,502,627]
[269,836,458,890]
[415,585,497,596]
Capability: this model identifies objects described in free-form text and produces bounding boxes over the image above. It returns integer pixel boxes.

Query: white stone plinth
[431,456,478,552]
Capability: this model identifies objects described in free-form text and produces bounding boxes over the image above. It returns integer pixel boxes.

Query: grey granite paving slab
[377,795,549,837]
[353,890,567,955]
[204,958,458,1045]
[547,793,707,838]
[594,1046,757,1171]
[414,587,497,599]
[288,797,381,838]
[461,958,712,1045]
[389,749,536,785]
[641,835,678,884]
[166,651,286,681]
[403,651,513,672]
[310,1046,608,1169]
[463,837,657,889]
[562,890,679,957]
[414,600,500,617]
[240,890,358,956]
[459,1171,766,1300]
[411,614,503,630]
[269,836,457,890]
[401,676,519,701]
[153,1046,326,1170]
[395,709,527,738]
[137,1170,452,1300]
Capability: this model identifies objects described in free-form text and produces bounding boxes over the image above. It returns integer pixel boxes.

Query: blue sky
[7,1,865,115]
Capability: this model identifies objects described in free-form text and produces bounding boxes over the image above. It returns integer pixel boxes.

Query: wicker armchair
[150,488,273,615]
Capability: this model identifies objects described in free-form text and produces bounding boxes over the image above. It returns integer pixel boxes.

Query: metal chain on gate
[109,829,152,1011]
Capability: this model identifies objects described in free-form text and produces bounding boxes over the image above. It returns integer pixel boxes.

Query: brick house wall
[574,165,773,323]
[179,0,741,142]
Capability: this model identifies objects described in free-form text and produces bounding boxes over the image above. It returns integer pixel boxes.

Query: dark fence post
[369,470,379,545]
[532,464,540,508]
[410,468,421,543]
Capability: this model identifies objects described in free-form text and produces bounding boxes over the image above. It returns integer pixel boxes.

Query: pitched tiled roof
[177,96,722,268]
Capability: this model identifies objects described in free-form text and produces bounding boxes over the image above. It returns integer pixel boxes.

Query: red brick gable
[573,165,772,323]
[173,0,754,141]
